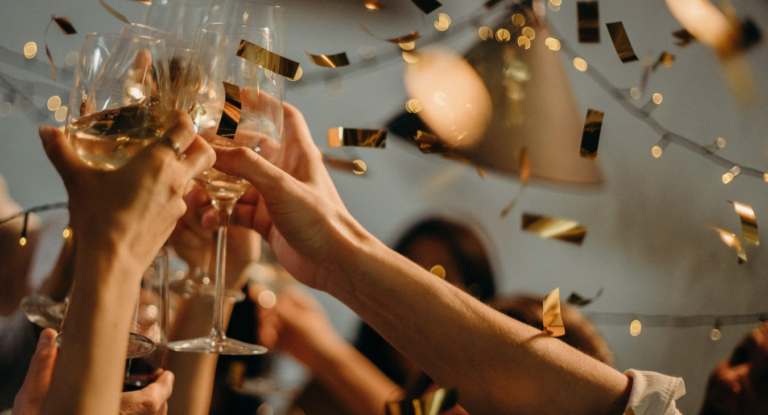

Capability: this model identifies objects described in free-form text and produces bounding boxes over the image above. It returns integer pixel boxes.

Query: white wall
[1,0,767,413]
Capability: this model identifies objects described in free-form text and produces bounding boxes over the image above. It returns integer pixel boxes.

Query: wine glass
[168,16,284,355]
[57,32,174,357]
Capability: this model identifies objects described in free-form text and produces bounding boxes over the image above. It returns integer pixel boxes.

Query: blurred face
[700,323,768,415]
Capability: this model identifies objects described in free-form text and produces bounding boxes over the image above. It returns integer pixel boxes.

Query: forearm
[309,336,401,415]
[42,241,144,415]
[329,235,631,415]
[166,295,235,415]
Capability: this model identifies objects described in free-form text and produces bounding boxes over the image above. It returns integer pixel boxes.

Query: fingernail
[39,126,56,144]
[38,332,53,349]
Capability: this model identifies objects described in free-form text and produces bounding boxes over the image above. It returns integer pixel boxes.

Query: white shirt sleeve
[624,369,686,415]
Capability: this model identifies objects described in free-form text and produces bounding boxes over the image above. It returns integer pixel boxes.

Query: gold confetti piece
[413,130,453,154]
[53,17,77,35]
[500,147,530,218]
[386,388,458,415]
[673,28,696,46]
[577,1,600,43]
[305,51,350,68]
[711,226,747,264]
[429,265,446,279]
[411,0,442,14]
[652,51,675,71]
[358,22,421,44]
[327,127,386,148]
[729,201,759,245]
[216,82,241,138]
[521,213,588,245]
[566,287,603,307]
[580,109,604,160]
[99,0,131,24]
[237,40,301,80]
[543,287,565,337]
[606,22,639,63]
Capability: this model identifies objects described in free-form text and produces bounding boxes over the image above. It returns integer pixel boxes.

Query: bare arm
[208,102,632,415]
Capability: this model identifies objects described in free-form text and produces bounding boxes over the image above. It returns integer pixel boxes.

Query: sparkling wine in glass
[168,16,284,355]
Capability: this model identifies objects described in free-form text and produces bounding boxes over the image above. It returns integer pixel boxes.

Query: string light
[47,95,61,111]
[545,37,561,51]
[629,87,641,100]
[62,226,72,239]
[710,319,722,341]
[54,106,67,122]
[405,98,422,113]
[399,41,416,51]
[521,26,536,40]
[511,13,525,26]
[0,102,11,117]
[478,26,494,41]
[573,57,588,72]
[722,166,741,184]
[19,211,29,247]
[23,42,37,59]
[496,28,511,42]
[64,51,79,66]
[517,36,531,49]
[652,93,663,105]
[630,319,642,336]
[434,13,451,31]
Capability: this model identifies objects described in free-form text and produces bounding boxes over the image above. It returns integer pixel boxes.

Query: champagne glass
[168,16,284,355]
[57,32,173,357]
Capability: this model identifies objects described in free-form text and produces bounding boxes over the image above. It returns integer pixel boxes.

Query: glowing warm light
[399,41,415,51]
[722,172,734,184]
[0,102,11,117]
[358,45,376,59]
[62,226,72,239]
[402,51,419,63]
[764,173,768,182]
[517,36,531,49]
[55,107,67,122]
[478,26,494,41]
[257,290,277,308]
[653,93,663,105]
[65,51,79,66]
[545,37,561,51]
[434,13,451,31]
[405,98,422,113]
[364,0,382,10]
[550,0,562,5]
[716,137,726,148]
[548,1,561,11]
[630,320,642,336]
[47,96,61,111]
[496,29,511,42]
[652,145,663,158]
[23,42,37,59]
[430,265,446,279]
[630,87,641,100]
[710,328,722,341]
[288,66,303,81]
[352,159,367,175]
[522,27,536,40]
[511,13,525,26]
[404,48,492,149]
[573,57,588,72]
[19,237,27,247]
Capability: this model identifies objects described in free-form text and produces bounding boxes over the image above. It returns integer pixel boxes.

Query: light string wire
[584,310,767,328]
[288,0,767,181]
[0,202,68,227]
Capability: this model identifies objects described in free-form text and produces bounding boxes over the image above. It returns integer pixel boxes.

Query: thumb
[20,329,59,400]
[39,126,86,186]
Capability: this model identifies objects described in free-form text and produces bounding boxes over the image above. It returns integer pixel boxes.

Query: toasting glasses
[168,7,284,355]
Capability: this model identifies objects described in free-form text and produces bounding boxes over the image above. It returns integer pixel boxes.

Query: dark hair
[490,294,613,365]
[354,218,497,386]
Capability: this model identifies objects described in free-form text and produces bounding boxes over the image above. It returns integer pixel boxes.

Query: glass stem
[210,197,236,342]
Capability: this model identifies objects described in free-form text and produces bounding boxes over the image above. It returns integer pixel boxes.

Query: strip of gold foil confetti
[305,51,350,68]
[414,130,453,154]
[500,147,530,218]
[43,16,78,82]
[99,0,131,24]
[729,201,759,245]
[327,127,386,148]
[652,51,675,71]
[711,226,747,264]
[216,82,241,138]
[543,287,566,337]
[237,40,301,80]
[577,1,600,43]
[566,287,603,307]
[385,388,458,415]
[580,109,604,160]
[606,22,639,63]
[521,213,588,245]
[411,0,442,14]
[358,22,421,44]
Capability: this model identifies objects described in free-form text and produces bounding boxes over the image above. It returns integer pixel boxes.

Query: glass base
[55,332,156,359]
[167,336,267,355]
[21,294,67,330]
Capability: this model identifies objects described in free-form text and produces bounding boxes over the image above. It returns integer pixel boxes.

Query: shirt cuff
[624,369,686,415]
